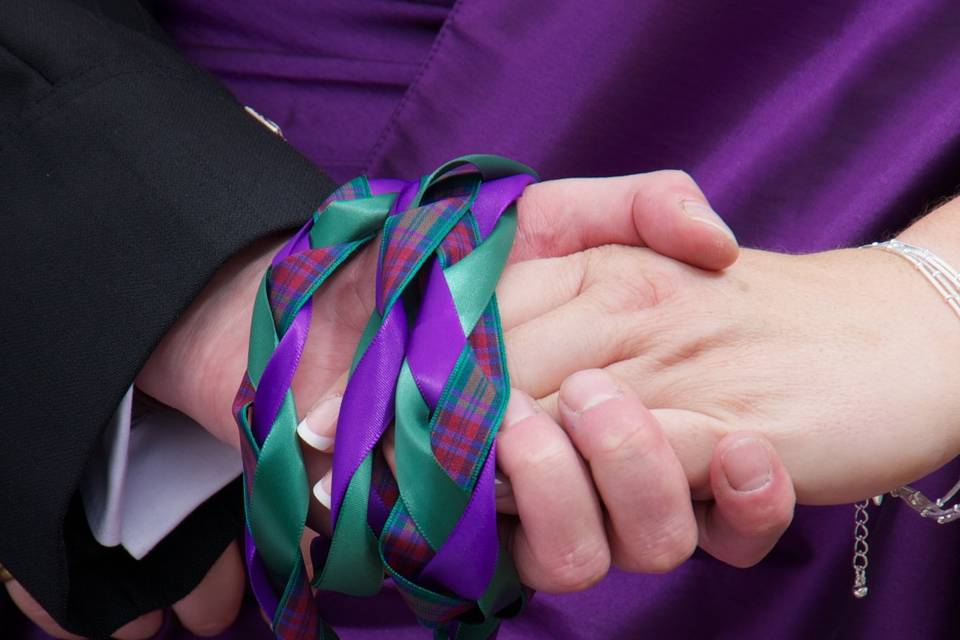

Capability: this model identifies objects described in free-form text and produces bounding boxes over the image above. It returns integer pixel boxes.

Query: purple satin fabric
[327,174,521,601]
[407,260,466,408]
[252,217,315,442]
[12,1,960,639]
[419,446,498,601]
[331,303,406,519]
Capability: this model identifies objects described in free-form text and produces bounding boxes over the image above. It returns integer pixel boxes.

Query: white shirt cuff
[81,386,241,559]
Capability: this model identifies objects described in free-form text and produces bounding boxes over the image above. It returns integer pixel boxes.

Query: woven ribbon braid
[233,156,538,639]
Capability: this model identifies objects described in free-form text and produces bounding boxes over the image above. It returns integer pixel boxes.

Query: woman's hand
[512,198,960,506]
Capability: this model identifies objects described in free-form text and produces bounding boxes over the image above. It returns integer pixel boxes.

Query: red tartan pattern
[430,352,500,489]
[369,448,400,535]
[421,172,475,205]
[317,176,369,211]
[233,372,256,422]
[371,448,399,509]
[381,506,436,579]
[233,372,260,501]
[436,218,477,267]
[239,435,259,500]
[396,587,474,627]
[236,161,530,640]
[467,305,505,387]
[378,196,470,311]
[268,245,353,330]
[274,567,326,640]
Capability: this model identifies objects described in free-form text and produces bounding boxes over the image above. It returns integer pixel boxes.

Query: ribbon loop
[234,156,538,639]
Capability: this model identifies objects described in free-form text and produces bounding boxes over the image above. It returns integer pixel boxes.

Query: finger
[172,541,245,636]
[496,252,587,330]
[535,397,727,502]
[504,243,691,398]
[497,390,610,592]
[493,470,518,515]
[299,371,347,534]
[694,433,796,568]
[111,611,164,640]
[297,370,348,453]
[5,580,84,639]
[557,369,698,573]
[504,291,630,398]
[511,171,738,270]
[649,407,728,501]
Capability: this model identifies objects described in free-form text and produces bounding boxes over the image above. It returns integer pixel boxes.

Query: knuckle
[517,437,569,472]
[543,541,611,592]
[583,254,681,314]
[581,244,619,279]
[515,184,562,257]
[620,519,698,574]
[590,417,659,464]
[653,168,696,191]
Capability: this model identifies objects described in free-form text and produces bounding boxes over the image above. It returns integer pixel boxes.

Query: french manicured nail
[561,369,622,414]
[297,395,342,451]
[681,200,738,245]
[721,437,772,492]
[501,392,539,431]
[313,471,333,509]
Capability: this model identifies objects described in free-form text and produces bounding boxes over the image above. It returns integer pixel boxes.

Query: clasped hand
[137,169,796,603]
[117,171,960,638]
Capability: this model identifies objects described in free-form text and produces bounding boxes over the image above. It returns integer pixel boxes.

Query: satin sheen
[20,1,958,638]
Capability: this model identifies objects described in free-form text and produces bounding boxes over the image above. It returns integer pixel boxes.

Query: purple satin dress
[13,1,960,638]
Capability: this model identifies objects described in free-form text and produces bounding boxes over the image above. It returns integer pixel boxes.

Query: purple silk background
[9,1,960,638]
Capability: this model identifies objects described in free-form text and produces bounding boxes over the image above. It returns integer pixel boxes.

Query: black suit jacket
[0,1,335,636]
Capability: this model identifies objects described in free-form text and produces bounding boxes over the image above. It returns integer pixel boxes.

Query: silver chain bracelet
[850,239,960,598]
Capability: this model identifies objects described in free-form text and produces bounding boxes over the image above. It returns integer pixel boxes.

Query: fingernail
[681,200,738,245]
[501,392,539,431]
[297,396,342,451]
[313,471,333,509]
[494,471,513,500]
[561,369,622,414]
[721,437,772,492]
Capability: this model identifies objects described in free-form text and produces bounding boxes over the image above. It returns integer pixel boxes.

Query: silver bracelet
[867,239,960,318]
[850,239,960,598]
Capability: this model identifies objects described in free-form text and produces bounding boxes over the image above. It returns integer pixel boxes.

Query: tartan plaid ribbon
[233,156,537,639]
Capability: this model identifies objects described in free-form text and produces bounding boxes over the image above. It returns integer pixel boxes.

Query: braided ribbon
[233,156,538,639]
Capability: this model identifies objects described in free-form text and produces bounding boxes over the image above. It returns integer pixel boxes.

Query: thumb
[511,170,738,270]
[696,432,796,568]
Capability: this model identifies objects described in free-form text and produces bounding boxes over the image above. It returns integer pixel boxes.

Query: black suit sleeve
[0,1,336,636]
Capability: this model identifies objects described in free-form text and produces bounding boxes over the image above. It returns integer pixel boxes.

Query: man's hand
[4,542,244,639]
[138,169,738,445]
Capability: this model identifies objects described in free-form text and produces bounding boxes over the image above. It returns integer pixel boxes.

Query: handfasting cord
[233,155,538,639]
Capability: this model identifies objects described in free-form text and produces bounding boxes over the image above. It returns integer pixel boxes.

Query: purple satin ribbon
[247,171,530,611]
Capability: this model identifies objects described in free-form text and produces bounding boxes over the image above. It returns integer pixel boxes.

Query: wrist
[896,200,960,449]
[137,235,286,448]
[863,240,960,460]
